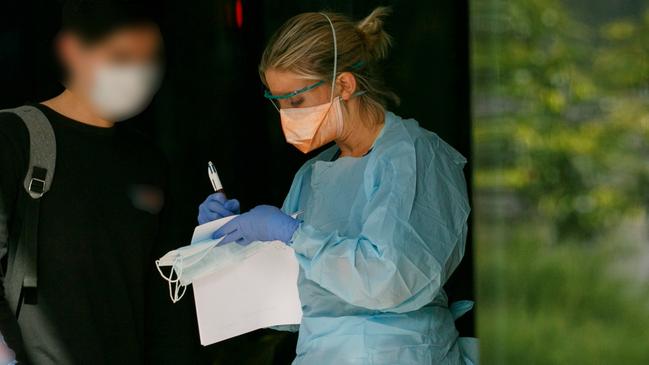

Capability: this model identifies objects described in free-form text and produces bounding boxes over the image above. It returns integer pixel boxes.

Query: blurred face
[58,23,163,121]
[264,69,332,109]
[60,23,162,93]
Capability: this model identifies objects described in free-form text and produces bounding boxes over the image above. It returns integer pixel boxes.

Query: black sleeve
[0,111,29,360]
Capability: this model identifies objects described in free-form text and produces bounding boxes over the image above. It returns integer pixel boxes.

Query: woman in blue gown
[198,7,474,365]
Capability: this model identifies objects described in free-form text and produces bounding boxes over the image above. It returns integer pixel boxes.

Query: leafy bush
[472,0,649,363]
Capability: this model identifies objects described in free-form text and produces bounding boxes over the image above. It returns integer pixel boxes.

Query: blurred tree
[473,0,649,241]
[472,0,649,364]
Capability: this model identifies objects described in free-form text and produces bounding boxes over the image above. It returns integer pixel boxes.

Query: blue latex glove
[197,192,240,224]
[212,205,300,246]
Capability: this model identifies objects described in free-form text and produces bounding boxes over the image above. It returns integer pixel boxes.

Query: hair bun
[356,6,393,61]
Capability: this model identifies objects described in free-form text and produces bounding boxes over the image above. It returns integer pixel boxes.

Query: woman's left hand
[212,205,300,246]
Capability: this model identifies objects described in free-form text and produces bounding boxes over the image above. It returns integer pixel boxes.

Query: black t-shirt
[0,104,166,364]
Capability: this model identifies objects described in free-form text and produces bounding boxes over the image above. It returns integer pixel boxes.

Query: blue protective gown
[281,112,471,365]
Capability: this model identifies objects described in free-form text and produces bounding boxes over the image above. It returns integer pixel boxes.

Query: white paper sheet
[190,218,302,346]
[190,215,237,244]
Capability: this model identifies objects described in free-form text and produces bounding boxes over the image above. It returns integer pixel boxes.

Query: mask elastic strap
[156,255,184,284]
[172,281,187,303]
[270,100,280,113]
[156,256,187,302]
[169,256,186,303]
[169,240,220,302]
[319,13,337,102]
[155,240,223,302]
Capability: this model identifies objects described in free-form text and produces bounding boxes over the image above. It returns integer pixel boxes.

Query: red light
[235,0,243,29]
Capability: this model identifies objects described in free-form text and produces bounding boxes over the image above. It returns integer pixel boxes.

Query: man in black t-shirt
[0,1,176,363]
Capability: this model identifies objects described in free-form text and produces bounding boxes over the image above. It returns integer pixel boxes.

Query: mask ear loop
[319,13,337,103]
[156,255,188,303]
[156,255,184,284]
[155,239,223,302]
[172,279,187,303]
[156,255,185,302]
[169,239,221,302]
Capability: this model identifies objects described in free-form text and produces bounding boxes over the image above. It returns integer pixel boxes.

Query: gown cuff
[289,224,327,259]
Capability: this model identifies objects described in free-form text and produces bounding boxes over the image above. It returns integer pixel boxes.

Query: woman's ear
[337,72,357,101]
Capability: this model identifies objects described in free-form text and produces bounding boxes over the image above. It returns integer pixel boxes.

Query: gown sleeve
[288,137,470,313]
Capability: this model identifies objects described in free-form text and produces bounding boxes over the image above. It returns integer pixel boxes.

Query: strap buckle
[28,177,46,198]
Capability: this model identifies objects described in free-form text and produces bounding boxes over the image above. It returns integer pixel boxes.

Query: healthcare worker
[198,7,473,365]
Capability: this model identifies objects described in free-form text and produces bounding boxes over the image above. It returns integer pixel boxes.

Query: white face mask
[155,234,267,303]
[156,240,220,303]
[156,212,302,303]
[90,63,161,122]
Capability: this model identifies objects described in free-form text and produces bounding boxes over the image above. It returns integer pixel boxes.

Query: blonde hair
[259,7,400,120]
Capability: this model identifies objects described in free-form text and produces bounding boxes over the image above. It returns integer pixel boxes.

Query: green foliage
[472,0,649,240]
[472,0,649,363]
[477,223,649,364]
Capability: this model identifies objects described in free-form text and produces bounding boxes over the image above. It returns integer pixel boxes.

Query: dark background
[0,0,472,363]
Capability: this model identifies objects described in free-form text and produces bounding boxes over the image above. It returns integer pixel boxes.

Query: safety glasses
[263,80,325,112]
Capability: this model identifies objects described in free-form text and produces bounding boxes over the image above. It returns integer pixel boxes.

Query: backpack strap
[12,106,57,199]
[0,105,56,316]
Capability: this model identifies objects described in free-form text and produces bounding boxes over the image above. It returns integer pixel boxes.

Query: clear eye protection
[263,80,325,112]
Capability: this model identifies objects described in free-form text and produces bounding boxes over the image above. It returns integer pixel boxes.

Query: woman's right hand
[197,192,240,224]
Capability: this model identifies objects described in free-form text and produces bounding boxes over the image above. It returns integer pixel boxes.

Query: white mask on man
[90,63,161,122]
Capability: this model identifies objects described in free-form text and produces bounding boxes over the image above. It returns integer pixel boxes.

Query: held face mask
[90,63,161,122]
[155,236,267,303]
[155,240,218,303]
[156,212,302,303]
[267,13,343,154]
